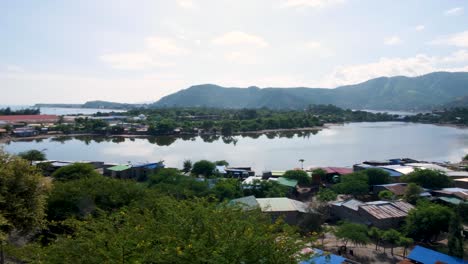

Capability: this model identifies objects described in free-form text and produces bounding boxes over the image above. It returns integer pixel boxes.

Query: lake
[0,105,126,115]
[2,122,468,173]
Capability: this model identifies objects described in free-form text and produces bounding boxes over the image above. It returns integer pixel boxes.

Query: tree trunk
[390,246,394,255]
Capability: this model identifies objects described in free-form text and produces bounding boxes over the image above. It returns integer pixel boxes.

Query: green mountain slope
[153,72,468,110]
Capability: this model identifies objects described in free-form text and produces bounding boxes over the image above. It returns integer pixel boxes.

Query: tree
[46,175,145,221]
[18,197,310,263]
[404,183,422,204]
[0,151,50,263]
[283,170,311,185]
[51,163,100,181]
[401,169,452,189]
[317,188,337,202]
[191,160,216,177]
[243,180,289,198]
[334,222,369,250]
[405,202,454,241]
[368,227,382,251]
[365,168,391,186]
[182,160,192,173]
[398,236,413,257]
[378,190,393,201]
[18,149,46,162]
[447,215,464,258]
[214,160,229,166]
[332,172,369,197]
[211,179,243,201]
[382,229,401,255]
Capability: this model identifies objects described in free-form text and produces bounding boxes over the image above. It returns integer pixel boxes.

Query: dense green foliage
[242,180,290,198]
[0,151,49,233]
[448,215,464,258]
[18,149,46,162]
[401,169,452,189]
[334,222,370,248]
[405,107,468,126]
[366,168,391,186]
[51,163,101,182]
[0,107,40,115]
[152,72,468,110]
[404,183,422,204]
[333,172,369,196]
[21,198,309,263]
[191,160,216,177]
[404,202,454,241]
[378,190,394,200]
[283,170,311,185]
[316,188,337,202]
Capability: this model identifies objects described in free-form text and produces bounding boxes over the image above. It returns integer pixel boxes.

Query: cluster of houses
[33,159,165,181]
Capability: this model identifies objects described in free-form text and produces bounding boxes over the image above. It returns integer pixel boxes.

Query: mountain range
[152,72,468,110]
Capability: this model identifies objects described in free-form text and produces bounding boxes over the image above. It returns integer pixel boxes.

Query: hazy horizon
[3,0,468,104]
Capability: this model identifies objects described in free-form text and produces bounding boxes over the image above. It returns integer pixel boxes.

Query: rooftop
[300,248,347,264]
[107,164,131,171]
[276,177,298,188]
[359,201,414,219]
[407,245,467,264]
[256,198,309,213]
[0,115,58,122]
[229,196,259,210]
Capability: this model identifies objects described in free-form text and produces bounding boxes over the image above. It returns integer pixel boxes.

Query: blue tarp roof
[300,249,347,264]
[408,246,467,264]
[132,162,164,169]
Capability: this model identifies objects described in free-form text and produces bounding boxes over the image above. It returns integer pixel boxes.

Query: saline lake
[2,122,468,172]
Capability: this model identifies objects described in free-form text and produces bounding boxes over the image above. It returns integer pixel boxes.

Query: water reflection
[22,130,321,147]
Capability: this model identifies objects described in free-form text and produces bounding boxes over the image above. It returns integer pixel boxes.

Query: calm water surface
[3,122,468,172]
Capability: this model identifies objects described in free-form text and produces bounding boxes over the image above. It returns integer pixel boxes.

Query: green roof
[277,177,298,188]
[108,165,131,171]
[438,196,463,205]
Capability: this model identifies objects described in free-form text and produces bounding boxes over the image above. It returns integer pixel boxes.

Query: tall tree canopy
[405,202,454,241]
[283,170,311,185]
[401,169,452,189]
[20,197,311,263]
[51,163,100,182]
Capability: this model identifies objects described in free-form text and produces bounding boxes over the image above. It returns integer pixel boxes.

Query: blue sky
[2,0,468,104]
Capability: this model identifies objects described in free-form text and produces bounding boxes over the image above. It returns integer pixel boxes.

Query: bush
[51,163,100,182]
[283,170,311,185]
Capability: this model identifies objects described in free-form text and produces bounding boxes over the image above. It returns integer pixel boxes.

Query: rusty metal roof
[359,201,414,219]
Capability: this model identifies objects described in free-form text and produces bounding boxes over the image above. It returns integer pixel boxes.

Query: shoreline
[0,125,331,144]
[1,121,466,144]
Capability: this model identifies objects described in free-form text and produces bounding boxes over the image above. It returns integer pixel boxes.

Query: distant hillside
[152,72,468,110]
[35,101,142,110]
[443,96,468,108]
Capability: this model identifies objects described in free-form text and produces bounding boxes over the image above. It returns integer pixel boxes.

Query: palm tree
[299,159,305,170]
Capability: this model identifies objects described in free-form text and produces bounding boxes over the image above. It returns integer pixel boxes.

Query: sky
[2,0,468,105]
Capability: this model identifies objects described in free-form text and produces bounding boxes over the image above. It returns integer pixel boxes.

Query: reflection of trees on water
[147,136,177,146]
[222,136,238,145]
[42,129,321,147]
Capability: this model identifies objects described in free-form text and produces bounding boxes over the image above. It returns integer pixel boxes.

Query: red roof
[0,115,58,122]
[321,167,353,175]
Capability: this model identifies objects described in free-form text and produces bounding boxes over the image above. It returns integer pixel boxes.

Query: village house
[331,199,414,229]
[230,196,312,225]
[404,245,467,264]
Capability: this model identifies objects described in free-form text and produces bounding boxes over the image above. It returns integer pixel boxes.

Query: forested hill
[152,72,468,111]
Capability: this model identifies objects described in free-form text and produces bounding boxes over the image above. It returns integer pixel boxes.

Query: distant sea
[0,105,126,115]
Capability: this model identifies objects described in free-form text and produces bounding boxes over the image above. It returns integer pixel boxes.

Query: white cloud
[224,51,258,64]
[212,31,269,48]
[281,0,345,8]
[444,7,464,16]
[100,36,189,70]
[303,41,335,57]
[176,0,194,9]
[430,31,468,48]
[414,25,425,31]
[384,36,402,45]
[145,37,189,56]
[5,65,24,73]
[319,51,468,87]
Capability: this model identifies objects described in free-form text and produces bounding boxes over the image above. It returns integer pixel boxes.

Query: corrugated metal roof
[359,201,414,219]
[276,177,298,188]
[447,171,468,177]
[257,198,309,213]
[333,199,363,211]
[408,246,467,264]
[107,164,131,171]
[406,163,452,172]
[229,196,259,209]
[379,165,414,175]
